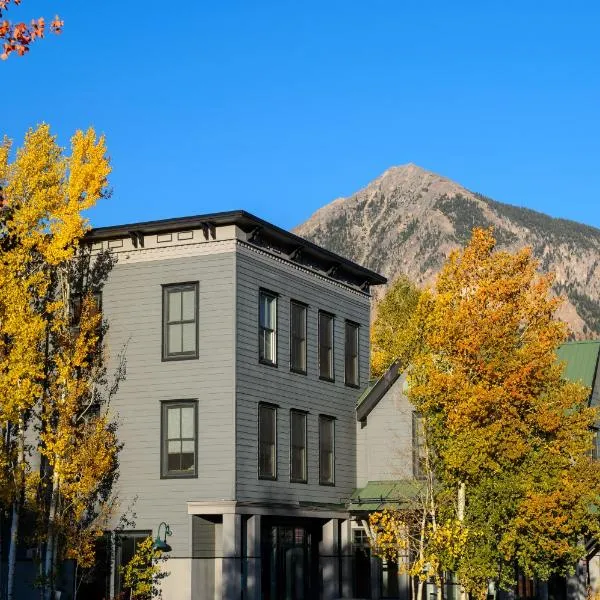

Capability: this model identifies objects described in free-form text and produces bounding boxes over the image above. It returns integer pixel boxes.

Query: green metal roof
[556,341,600,389]
[348,480,425,512]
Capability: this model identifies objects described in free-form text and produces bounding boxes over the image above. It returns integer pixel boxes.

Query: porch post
[340,519,353,598]
[246,515,262,600]
[321,519,340,600]
[222,513,242,600]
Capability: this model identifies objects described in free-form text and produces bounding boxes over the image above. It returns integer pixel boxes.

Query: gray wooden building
[84,211,386,600]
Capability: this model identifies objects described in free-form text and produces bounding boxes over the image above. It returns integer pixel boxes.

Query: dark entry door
[263,523,315,600]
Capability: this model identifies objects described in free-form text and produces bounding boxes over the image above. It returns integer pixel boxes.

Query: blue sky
[4,1,600,230]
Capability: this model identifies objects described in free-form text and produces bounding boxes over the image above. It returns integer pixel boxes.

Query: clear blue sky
[4,0,600,230]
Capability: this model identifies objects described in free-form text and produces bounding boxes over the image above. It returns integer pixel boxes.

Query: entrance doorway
[262,521,318,600]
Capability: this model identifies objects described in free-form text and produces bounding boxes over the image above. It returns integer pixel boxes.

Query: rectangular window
[290,301,307,374]
[345,321,360,387]
[592,428,599,461]
[290,410,307,483]
[161,401,197,478]
[259,404,277,479]
[115,531,152,597]
[162,283,199,360]
[70,291,102,331]
[319,311,335,381]
[412,412,426,479]
[259,290,277,365]
[319,415,335,485]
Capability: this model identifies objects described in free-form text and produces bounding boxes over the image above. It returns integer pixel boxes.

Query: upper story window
[162,283,199,360]
[290,301,307,374]
[592,428,599,461]
[319,311,335,381]
[345,321,360,387]
[161,400,197,478]
[412,412,426,479]
[70,291,102,332]
[290,410,307,483]
[319,415,335,485]
[259,290,277,366]
[258,403,277,479]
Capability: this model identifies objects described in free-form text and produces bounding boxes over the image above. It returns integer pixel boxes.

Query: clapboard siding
[356,373,414,488]
[235,245,371,504]
[103,251,236,557]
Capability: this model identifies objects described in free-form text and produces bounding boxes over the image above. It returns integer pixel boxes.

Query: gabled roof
[356,359,402,421]
[348,480,424,512]
[556,340,600,391]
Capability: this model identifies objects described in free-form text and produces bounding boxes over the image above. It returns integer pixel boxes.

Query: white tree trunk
[7,500,19,600]
[44,466,60,600]
[458,482,467,600]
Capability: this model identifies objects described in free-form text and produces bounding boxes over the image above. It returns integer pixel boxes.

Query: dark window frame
[412,411,426,480]
[290,300,308,375]
[289,409,308,483]
[114,530,152,597]
[319,414,335,486]
[258,402,278,480]
[160,400,198,479]
[318,311,335,382]
[258,289,278,367]
[70,291,103,333]
[344,320,360,388]
[162,282,199,361]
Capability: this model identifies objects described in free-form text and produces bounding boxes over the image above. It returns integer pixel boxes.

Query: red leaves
[0,1,62,60]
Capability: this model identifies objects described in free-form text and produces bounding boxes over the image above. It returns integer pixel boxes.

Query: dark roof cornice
[85,210,387,287]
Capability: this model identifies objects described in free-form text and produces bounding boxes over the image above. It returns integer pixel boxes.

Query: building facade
[84,211,386,600]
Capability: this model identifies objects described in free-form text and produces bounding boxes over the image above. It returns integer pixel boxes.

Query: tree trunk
[6,500,19,600]
[417,579,424,600]
[43,465,60,600]
[458,482,467,600]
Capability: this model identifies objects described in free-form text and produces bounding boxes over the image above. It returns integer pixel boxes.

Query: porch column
[321,519,340,600]
[246,515,261,600]
[340,519,353,598]
[567,558,587,600]
[222,513,242,600]
[370,554,382,600]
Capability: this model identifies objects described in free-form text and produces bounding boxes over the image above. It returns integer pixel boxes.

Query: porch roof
[348,479,425,512]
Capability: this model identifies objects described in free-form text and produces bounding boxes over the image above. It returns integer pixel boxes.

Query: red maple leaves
[0,1,63,60]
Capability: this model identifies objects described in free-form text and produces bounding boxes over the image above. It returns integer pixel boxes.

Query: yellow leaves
[371,275,421,378]
[369,509,409,563]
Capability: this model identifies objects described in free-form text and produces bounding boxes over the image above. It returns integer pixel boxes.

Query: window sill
[259,359,278,368]
[258,474,278,481]
[319,376,335,383]
[345,381,360,389]
[162,353,199,362]
[160,472,198,479]
[290,368,307,376]
[290,478,308,484]
[319,481,335,487]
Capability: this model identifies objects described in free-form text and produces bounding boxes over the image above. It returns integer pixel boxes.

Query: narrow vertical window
[319,415,335,485]
[412,412,426,479]
[161,401,197,478]
[319,311,334,381]
[345,321,360,387]
[258,404,277,479]
[259,290,277,365]
[290,301,307,374]
[290,410,307,483]
[163,283,199,360]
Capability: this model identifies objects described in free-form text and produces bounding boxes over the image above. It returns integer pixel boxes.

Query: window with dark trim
[319,415,335,485]
[115,531,152,597]
[290,301,307,374]
[345,321,360,387]
[161,401,198,478]
[162,283,199,360]
[319,311,334,381]
[592,427,599,461]
[259,290,277,366]
[70,291,102,332]
[290,410,307,483]
[258,403,277,479]
[412,412,426,479]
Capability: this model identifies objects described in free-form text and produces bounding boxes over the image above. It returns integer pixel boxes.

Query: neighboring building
[351,341,600,600]
[83,211,386,600]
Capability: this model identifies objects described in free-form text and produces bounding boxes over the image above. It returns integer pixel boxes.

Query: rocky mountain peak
[295,166,600,338]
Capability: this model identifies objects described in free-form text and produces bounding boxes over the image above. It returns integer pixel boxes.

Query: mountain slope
[294,164,600,337]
